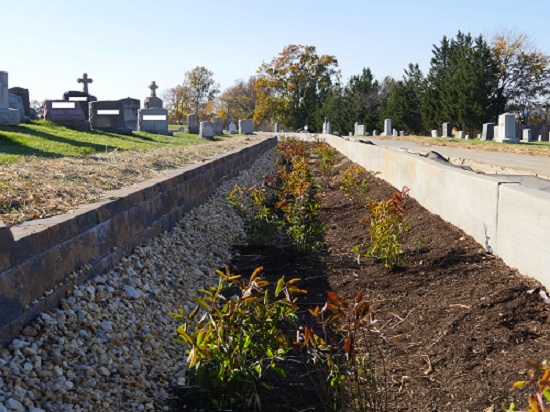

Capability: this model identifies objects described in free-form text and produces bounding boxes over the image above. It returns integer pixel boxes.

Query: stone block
[187,113,199,134]
[239,119,254,134]
[200,121,214,139]
[90,101,132,134]
[139,107,172,135]
[44,100,89,131]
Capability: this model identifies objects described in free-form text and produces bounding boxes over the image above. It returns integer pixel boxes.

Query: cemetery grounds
[0,124,549,411]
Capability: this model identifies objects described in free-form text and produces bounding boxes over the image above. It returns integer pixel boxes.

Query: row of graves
[352,114,547,143]
[0,71,256,138]
[43,74,173,136]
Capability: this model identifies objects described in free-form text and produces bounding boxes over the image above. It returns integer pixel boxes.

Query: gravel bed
[0,149,277,412]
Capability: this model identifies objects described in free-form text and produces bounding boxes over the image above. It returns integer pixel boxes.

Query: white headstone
[355,124,366,136]
[0,72,21,125]
[399,131,405,136]
[383,119,392,136]
[457,131,465,139]
[495,113,519,143]
[392,128,398,136]
[522,129,532,142]
[431,130,438,137]
[199,121,214,139]
[238,119,253,134]
[373,130,380,136]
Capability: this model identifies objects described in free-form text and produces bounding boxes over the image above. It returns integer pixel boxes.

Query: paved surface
[361,137,550,180]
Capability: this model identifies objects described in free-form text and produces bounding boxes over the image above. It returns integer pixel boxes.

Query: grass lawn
[0,120,219,163]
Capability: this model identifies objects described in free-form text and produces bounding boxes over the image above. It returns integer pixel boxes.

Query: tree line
[164,30,550,135]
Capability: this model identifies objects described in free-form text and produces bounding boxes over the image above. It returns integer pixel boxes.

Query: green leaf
[275,277,285,297]
[272,366,286,377]
[543,388,550,402]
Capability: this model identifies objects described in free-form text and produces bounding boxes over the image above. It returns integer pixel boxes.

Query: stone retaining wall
[0,136,277,347]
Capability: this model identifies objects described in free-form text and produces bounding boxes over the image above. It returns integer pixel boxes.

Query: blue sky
[1,0,549,104]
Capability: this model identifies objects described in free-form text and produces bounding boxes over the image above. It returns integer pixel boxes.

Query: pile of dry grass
[0,136,266,226]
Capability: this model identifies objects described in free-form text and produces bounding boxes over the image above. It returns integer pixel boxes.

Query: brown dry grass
[0,135,267,227]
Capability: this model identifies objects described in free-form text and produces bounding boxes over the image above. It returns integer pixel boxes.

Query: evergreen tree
[382,64,425,134]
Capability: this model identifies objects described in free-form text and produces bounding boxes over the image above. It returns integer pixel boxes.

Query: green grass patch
[0,120,214,163]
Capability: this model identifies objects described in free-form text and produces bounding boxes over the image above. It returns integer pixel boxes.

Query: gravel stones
[0,148,276,410]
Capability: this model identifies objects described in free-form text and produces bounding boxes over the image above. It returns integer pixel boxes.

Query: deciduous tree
[254,45,339,131]
[491,30,550,123]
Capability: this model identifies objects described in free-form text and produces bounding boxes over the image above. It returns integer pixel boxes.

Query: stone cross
[77,73,93,94]
[149,81,158,97]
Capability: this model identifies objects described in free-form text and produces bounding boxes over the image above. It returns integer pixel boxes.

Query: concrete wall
[0,137,277,347]
[322,134,550,289]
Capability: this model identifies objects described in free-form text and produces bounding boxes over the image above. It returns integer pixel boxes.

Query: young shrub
[226,177,279,245]
[173,267,306,411]
[507,359,550,412]
[297,291,387,412]
[314,140,338,182]
[339,166,379,208]
[353,186,410,269]
[276,156,325,252]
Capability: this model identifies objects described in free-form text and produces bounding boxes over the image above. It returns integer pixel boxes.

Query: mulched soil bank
[174,153,550,412]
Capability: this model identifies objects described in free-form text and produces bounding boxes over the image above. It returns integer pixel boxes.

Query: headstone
[373,130,380,136]
[355,124,366,136]
[9,93,28,122]
[44,100,89,130]
[457,131,465,139]
[477,133,481,139]
[431,130,438,137]
[522,129,532,142]
[138,107,172,135]
[178,126,184,132]
[0,72,20,125]
[118,98,140,131]
[8,87,30,116]
[274,122,280,133]
[494,113,519,143]
[538,135,542,142]
[187,113,199,134]
[383,119,392,136]
[228,121,237,134]
[465,135,470,140]
[365,131,370,136]
[77,73,93,94]
[392,128,398,137]
[212,116,223,135]
[63,91,97,121]
[239,119,253,134]
[442,122,453,138]
[89,101,131,134]
[199,121,214,139]
[144,81,163,109]
[399,131,405,136]
[481,123,494,141]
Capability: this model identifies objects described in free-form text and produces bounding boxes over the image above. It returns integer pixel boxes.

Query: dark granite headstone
[8,87,30,116]
[442,122,453,138]
[119,97,141,131]
[187,113,199,134]
[44,100,89,130]
[89,101,131,134]
[481,123,494,141]
[63,91,97,120]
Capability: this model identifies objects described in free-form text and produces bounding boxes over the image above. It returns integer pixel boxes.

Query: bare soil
[175,153,550,411]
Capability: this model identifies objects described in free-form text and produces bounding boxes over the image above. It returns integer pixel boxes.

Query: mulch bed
[173,153,550,411]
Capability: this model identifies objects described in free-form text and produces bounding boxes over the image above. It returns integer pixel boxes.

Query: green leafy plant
[339,166,379,208]
[353,187,410,269]
[226,178,279,245]
[276,156,325,252]
[297,291,387,412]
[314,140,338,181]
[173,267,306,411]
[506,360,550,412]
